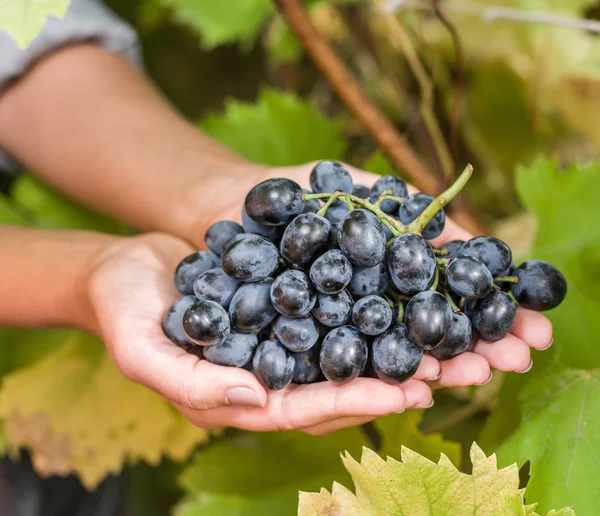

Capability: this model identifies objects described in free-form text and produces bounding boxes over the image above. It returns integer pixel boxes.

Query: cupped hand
[85,233,434,436]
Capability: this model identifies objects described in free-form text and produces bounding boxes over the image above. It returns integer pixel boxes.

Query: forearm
[0,226,115,332]
[0,44,255,244]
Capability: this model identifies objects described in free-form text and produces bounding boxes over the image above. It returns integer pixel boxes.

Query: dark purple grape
[292,344,323,384]
[324,200,349,226]
[309,249,353,294]
[348,263,389,298]
[241,206,284,242]
[320,326,368,384]
[471,290,516,342]
[221,234,279,282]
[458,237,512,277]
[352,184,371,198]
[372,324,422,384]
[310,160,353,194]
[338,209,386,267]
[204,220,244,256]
[270,270,317,318]
[280,213,330,269]
[398,193,446,239]
[302,189,321,214]
[273,315,320,352]
[404,291,452,350]
[253,340,295,390]
[439,240,465,259]
[193,267,240,308]
[446,256,493,299]
[387,234,436,295]
[204,331,258,367]
[182,300,230,346]
[174,251,220,295]
[369,175,408,213]
[428,312,472,360]
[245,178,305,226]
[230,279,278,333]
[352,295,393,336]
[312,290,353,327]
[162,296,198,349]
[510,260,566,311]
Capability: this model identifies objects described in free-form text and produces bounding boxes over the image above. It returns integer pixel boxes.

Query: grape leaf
[515,158,600,368]
[0,0,71,48]
[0,332,208,489]
[200,89,347,166]
[299,442,574,515]
[178,411,458,515]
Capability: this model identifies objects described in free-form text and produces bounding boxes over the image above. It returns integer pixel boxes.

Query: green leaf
[200,89,347,166]
[0,0,71,48]
[157,0,273,50]
[299,443,573,515]
[363,149,399,177]
[496,360,598,515]
[515,158,600,368]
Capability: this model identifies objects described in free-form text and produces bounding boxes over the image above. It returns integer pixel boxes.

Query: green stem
[434,248,449,256]
[386,289,411,303]
[316,193,339,217]
[436,258,450,265]
[494,275,519,283]
[303,192,331,201]
[396,302,405,324]
[382,218,400,237]
[444,291,460,313]
[407,164,473,235]
[429,267,440,291]
[378,195,405,204]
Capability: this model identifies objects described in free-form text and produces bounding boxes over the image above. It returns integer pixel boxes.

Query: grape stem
[494,275,519,283]
[434,248,449,256]
[396,302,405,323]
[406,164,474,235]
[436,258,450,265]
[443,291,460,313]
[429,267,440,291]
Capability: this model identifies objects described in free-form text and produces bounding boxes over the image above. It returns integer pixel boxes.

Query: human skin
[0,45,552,434]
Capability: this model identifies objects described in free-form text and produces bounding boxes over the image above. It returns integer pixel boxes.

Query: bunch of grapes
[162,161,567,390]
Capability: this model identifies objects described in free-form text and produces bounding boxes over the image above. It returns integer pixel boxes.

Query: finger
[510,308,553,350]
[431,352,491,387]
[401,379,434,408]
[473,334,532,372]
[301,416,376,436]
[413,354,441,381]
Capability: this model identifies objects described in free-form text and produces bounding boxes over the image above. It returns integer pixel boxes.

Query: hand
[187,162,553,388]
[85,233,435,436]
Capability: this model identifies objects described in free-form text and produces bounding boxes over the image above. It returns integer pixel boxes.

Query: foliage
[299,442,574,515]
[0,0,71,48]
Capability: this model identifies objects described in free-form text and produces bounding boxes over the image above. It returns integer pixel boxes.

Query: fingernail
[478,372,493,386]
[517,359,534,374]
[428,372,442,381]
[412,400,435,409]
[226,387,264,408]
[539,338,553,351]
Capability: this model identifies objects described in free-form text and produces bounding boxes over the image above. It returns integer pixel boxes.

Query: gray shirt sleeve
[0,0,142,174]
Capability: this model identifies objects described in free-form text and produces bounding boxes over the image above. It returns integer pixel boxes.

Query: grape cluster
[162,161,567,390]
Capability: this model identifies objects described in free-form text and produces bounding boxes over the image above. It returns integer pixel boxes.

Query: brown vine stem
[273,0,441,196]
[372,0,455,185]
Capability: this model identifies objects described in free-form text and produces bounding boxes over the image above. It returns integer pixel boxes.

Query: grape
[511,260,567,311]
[309,249,353,294]
[319,326,368,384]
[230,279,278,333]
[174,251,220,295]
[273,315,320,352]
[242,206,284,242]
[398,193,446,239]
[439,239,465,259]
[270,270,317,318]
[338,209,386,267]
[387,234,436,295]
[324,199,349,226]
[182,300,230,346]
[253,340,295,390]
[458,237,512,276]
[369,175,408,213]
[404,291,452,350]
[204,220,244,256]
[310,160,353,194]
[204,331,259,367]
[312,290,353,327]
[352,184,371,198]
[292,344,323,384]
[348,262,389,298]
[372,324,423,384]
[428,313,472,360]
[221,234,279,282]
[193,267,240,308]
[162,296,197,349]
[302,189,321,214]
[471,290,516,342]
[280,213,330,269]
[446,256,493,299]
[245,178,305,226]
[352,295,393,336]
